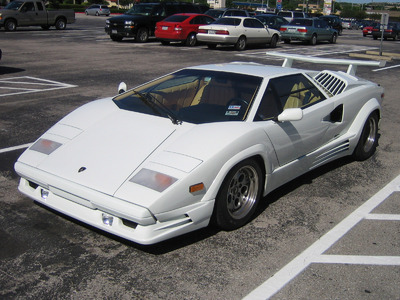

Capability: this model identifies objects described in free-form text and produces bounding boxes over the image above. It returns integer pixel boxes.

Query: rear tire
[353,112,379,161]
[55,18,67,30]
[330,33,337,44]
[235,36,246,51]
[213,159,263,230]
[207,44,217,49]
[309,34,317,45]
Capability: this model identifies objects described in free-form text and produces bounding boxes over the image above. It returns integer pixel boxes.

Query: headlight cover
[30,138,62,155]
[130,168,177,193]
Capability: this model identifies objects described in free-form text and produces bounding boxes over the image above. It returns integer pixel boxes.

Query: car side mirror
[276,108,303,122]
[118,82,127,94]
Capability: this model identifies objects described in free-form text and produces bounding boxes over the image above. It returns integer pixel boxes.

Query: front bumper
[105,25,137,37]
[15,162,214,245]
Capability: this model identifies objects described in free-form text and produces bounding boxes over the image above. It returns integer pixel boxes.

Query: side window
[21,2,35,12]
[253,19,265,28]
[255,85,281,121]
[243,19,252,28]
[205,16,215,24]
[265,74,326,112]
[36,1,44,11]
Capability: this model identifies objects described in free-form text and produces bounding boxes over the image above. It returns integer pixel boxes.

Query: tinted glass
[113,69,262,124]
[214,18,241,26]
[290,19,313,26]
[164,15,190,22]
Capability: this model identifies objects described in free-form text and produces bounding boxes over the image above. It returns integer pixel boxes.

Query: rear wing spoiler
[267,52,386,76]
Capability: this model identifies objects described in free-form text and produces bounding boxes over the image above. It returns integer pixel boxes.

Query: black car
[105,2,208,42]
[319,15,343,35]
[372,22,400,41]
[255,14,289,30]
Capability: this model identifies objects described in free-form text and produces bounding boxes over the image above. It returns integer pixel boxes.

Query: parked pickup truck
[0,0,75,31]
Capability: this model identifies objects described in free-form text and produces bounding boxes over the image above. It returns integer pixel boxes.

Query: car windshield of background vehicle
[4,1,23,9]
[290,19,313,26]
[125,4,155,16]
[214,18,241,26]
[113,69,262,124]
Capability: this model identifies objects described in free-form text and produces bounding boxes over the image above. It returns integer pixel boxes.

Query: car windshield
[214,17,241,26]
[4,1,23,10]
[113,69,262,124]
[290,19,313,26]
[125,4,155,16]
[164,15,190,22]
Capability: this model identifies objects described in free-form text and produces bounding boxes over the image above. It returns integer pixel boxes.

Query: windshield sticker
[225,111,239,116]
[228,105,241,110]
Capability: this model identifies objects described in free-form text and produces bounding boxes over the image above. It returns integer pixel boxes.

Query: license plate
[162,26,168,30]
[288,28,296,32]
[208,30,215,34]
[112,30,117,34]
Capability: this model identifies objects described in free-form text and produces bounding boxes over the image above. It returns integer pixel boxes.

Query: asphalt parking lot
[1,14,399,299]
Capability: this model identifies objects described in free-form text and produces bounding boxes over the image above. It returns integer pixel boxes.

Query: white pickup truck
[0,0,75,31]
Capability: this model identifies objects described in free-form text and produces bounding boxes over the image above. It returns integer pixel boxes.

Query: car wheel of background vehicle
[185,32,197,47]
[213,158,263,230]
[136,27,149,43]
[309,34,317,45]
[161,41,170,46]
[41,25,50,30]
[353,112,379,161]
[5,19,17,31]
[55,18,66,30]
[207,44,217,49]
[235,36,246,51]
[283,39,290,44]
[111,35,123,42]
[338,29,343,36]
[394,33,399,41]
[95,12,99,16]
[373,36,378,40]
[330,33,337,44]
[85,11,89,15]
[269,34,278,48]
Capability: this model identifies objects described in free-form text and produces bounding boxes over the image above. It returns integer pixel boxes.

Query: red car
[155,13,215,46]
[363,22,379,37]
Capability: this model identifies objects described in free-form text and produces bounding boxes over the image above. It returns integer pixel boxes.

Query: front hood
[36,110,177,196]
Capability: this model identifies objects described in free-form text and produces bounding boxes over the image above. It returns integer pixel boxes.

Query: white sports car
[15,53,385,245]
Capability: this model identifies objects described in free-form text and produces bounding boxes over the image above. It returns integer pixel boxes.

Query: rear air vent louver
[314,71,348,96]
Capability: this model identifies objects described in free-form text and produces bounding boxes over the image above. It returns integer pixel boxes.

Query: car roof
[187,62,300,78]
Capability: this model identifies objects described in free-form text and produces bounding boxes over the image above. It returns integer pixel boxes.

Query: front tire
[353,112,379,161]
[5,19,17,31]
[136,27,149,43]
[213,159,263,230]
[185,32,197,47]
[269,34,278,48]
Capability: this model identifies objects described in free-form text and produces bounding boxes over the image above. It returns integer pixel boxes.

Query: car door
[255,74,340,168]
[243,18,268,44]
[35,1,48,25]
[18,1,36,26]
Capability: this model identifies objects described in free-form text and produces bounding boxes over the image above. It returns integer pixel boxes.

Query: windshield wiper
[132,90,182,125]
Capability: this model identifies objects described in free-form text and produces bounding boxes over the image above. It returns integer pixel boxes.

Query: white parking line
[373,64,400,72]
[0,76,76,97]
[0,143,32,154]
[243,174,400,300]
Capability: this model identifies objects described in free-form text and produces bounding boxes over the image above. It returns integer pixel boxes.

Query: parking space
[1,15,400,299]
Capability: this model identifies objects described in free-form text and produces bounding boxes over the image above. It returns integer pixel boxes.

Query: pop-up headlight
[130,168,177,192]
[30,138,62,155]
